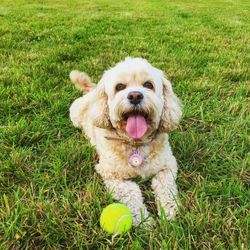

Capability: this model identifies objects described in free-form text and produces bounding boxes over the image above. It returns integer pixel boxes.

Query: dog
[69,57,182,225]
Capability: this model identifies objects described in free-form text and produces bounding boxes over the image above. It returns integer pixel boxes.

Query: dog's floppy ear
[159,76,182,132]
[90,82,112,129]
[69,73,112,131]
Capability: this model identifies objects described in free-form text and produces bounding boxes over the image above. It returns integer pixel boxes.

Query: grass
[0,0,249,249]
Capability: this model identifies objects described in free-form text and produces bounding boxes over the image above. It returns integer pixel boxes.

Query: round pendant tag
[129,153,143,168]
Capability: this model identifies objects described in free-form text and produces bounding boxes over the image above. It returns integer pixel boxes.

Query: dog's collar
[104,131,158,147]
[104,131,159,168]
[104,136,148,146]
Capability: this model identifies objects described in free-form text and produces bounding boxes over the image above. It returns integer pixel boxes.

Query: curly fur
[69,57,182,225]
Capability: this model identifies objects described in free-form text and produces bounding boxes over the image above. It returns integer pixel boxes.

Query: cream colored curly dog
[69,57,182,225]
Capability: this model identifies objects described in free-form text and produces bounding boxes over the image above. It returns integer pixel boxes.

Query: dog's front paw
[159,201,177,220]
[140,216,156,228]
[132,212,156,228]
[132,209,154,227]
[132,214,142,226]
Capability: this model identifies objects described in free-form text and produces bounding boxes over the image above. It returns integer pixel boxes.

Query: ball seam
[114,214,131,233]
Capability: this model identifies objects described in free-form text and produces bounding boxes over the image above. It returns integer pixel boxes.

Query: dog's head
[73,57,182,140]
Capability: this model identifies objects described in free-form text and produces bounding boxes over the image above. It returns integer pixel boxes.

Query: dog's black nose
[127,91,144,105]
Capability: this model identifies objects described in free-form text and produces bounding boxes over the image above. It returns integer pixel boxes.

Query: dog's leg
[151,168,178,220]
[104,179,150,225]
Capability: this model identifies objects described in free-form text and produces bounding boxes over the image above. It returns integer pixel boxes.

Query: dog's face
[103,59,165,139]
[86,58,182,140]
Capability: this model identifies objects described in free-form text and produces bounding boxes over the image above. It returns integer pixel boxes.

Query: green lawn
[0,0,249,249]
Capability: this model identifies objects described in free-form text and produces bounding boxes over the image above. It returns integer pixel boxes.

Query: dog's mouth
[122,110,148,139]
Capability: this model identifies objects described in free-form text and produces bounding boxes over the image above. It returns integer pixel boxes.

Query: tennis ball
[100,203,132,234]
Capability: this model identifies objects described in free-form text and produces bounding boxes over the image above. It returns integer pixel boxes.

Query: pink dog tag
[129,153,143,168]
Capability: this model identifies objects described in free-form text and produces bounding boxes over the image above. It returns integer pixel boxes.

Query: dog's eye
[115,83,126,91]
[143,81,154,90]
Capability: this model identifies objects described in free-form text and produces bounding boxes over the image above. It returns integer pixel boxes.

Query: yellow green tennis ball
[100,203,132,234]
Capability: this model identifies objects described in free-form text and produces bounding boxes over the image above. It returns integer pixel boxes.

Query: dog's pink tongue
[126,115,148,139]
